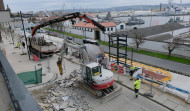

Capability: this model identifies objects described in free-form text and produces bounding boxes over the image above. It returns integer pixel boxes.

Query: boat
[126,16,145,25]
[167,17,183,23]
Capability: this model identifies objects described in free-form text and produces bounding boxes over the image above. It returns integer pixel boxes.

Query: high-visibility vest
[134,79,141,89]
[130,66,135,70]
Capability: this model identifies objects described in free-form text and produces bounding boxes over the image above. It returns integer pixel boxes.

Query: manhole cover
[18,61,22,62]
[12,52,16,54]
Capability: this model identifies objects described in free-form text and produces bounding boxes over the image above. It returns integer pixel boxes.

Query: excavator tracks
[78,81,122,103]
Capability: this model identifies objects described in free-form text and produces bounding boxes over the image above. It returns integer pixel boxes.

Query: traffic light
[57,60,63,75]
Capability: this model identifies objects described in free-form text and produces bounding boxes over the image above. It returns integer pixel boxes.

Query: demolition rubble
[32,70,93,111]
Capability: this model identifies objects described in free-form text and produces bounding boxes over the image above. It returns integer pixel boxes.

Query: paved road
[101,45,190,75]
[50,33,190,76]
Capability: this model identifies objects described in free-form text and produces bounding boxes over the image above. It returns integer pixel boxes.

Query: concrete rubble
[33,70,93,111]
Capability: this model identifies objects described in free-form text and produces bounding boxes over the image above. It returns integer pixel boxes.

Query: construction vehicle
[58,38,122,103]
[31,12,122,103]
[28,35,57,58]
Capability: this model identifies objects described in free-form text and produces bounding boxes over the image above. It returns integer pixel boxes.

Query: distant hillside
[55,3,190,12]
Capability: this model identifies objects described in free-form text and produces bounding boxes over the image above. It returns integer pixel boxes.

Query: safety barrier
[138,74,190,101]
[17,68,42,85]
[107,53,190,101]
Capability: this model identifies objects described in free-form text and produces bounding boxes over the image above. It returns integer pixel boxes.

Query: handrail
[0,49,41,111]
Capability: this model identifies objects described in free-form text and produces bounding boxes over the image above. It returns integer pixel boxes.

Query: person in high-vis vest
[17,41,21,49]
[130,65,135,80]
[134,76,141,98]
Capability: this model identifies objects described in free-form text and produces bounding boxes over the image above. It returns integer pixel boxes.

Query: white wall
[63,26,116,42]
[116,23,126,31]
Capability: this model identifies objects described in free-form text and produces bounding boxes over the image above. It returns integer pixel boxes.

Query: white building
[72,22,117,41]
[114,21,126,31]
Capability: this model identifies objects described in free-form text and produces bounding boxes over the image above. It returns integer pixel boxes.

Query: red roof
[73,22,116,28]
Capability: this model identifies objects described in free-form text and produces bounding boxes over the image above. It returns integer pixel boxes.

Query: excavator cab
[83,63,102,86]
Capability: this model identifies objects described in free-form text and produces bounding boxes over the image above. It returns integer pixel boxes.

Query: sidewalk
[114,72,190,111]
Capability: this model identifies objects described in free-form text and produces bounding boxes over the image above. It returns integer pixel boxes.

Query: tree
[131,27,145,51]
[163,37,182,58]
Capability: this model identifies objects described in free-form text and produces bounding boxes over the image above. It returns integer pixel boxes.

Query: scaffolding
[108,33,128,66]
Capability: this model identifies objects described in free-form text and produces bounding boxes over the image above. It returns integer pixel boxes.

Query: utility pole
[20,11,31,60]
[131,48,133,65]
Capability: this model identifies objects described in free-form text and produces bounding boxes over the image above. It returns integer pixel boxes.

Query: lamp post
[150,9,152,27]
[8,22,14,45]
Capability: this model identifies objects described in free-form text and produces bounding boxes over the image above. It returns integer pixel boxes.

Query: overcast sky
[4,0,190,13]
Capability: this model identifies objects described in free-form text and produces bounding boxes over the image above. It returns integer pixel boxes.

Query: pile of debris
[34,70,93,111]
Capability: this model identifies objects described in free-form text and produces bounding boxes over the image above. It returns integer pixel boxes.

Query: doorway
[95,30,100,40]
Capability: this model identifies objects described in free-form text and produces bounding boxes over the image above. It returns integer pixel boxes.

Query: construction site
[1,0,190,111]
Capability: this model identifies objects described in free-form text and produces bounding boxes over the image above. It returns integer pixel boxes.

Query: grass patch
[14,46,19,48]
[44,28,190,65]
[134,50,190,65]
[44,28,84,39]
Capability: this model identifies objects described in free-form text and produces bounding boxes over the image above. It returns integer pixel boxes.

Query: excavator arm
[32,12,105,37]
[57,39,89,75]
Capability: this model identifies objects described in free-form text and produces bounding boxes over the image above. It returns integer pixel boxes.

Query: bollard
[142,73,145,83]
[123,67,126,76]
[163,82,167,93]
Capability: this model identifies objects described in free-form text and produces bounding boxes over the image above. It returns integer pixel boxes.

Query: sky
[3,0,190,13]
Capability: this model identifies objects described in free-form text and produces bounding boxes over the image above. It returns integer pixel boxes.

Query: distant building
[72,22,116,41]
[114,21,126,31]
[6,5,11,13]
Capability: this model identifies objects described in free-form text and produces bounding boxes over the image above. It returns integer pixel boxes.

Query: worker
[129,65,135,80]
[17,41,21,49]
[96,52,107,69]
[96,52,104,64]
[22,41,25,49]
[134,76,141,98]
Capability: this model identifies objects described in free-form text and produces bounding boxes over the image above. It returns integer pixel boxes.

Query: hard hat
[136,76,140,79]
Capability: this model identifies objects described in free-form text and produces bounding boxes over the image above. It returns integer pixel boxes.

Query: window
[107,28,109,31]
[111,27,113,31]
[92,66,101,76]
[120,25,124,29]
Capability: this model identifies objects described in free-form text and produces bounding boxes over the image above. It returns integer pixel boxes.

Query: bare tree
[131,27,145,51]
[163,37,183,58]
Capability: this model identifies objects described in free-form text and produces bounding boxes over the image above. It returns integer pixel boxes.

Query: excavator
[32,12,122,103]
